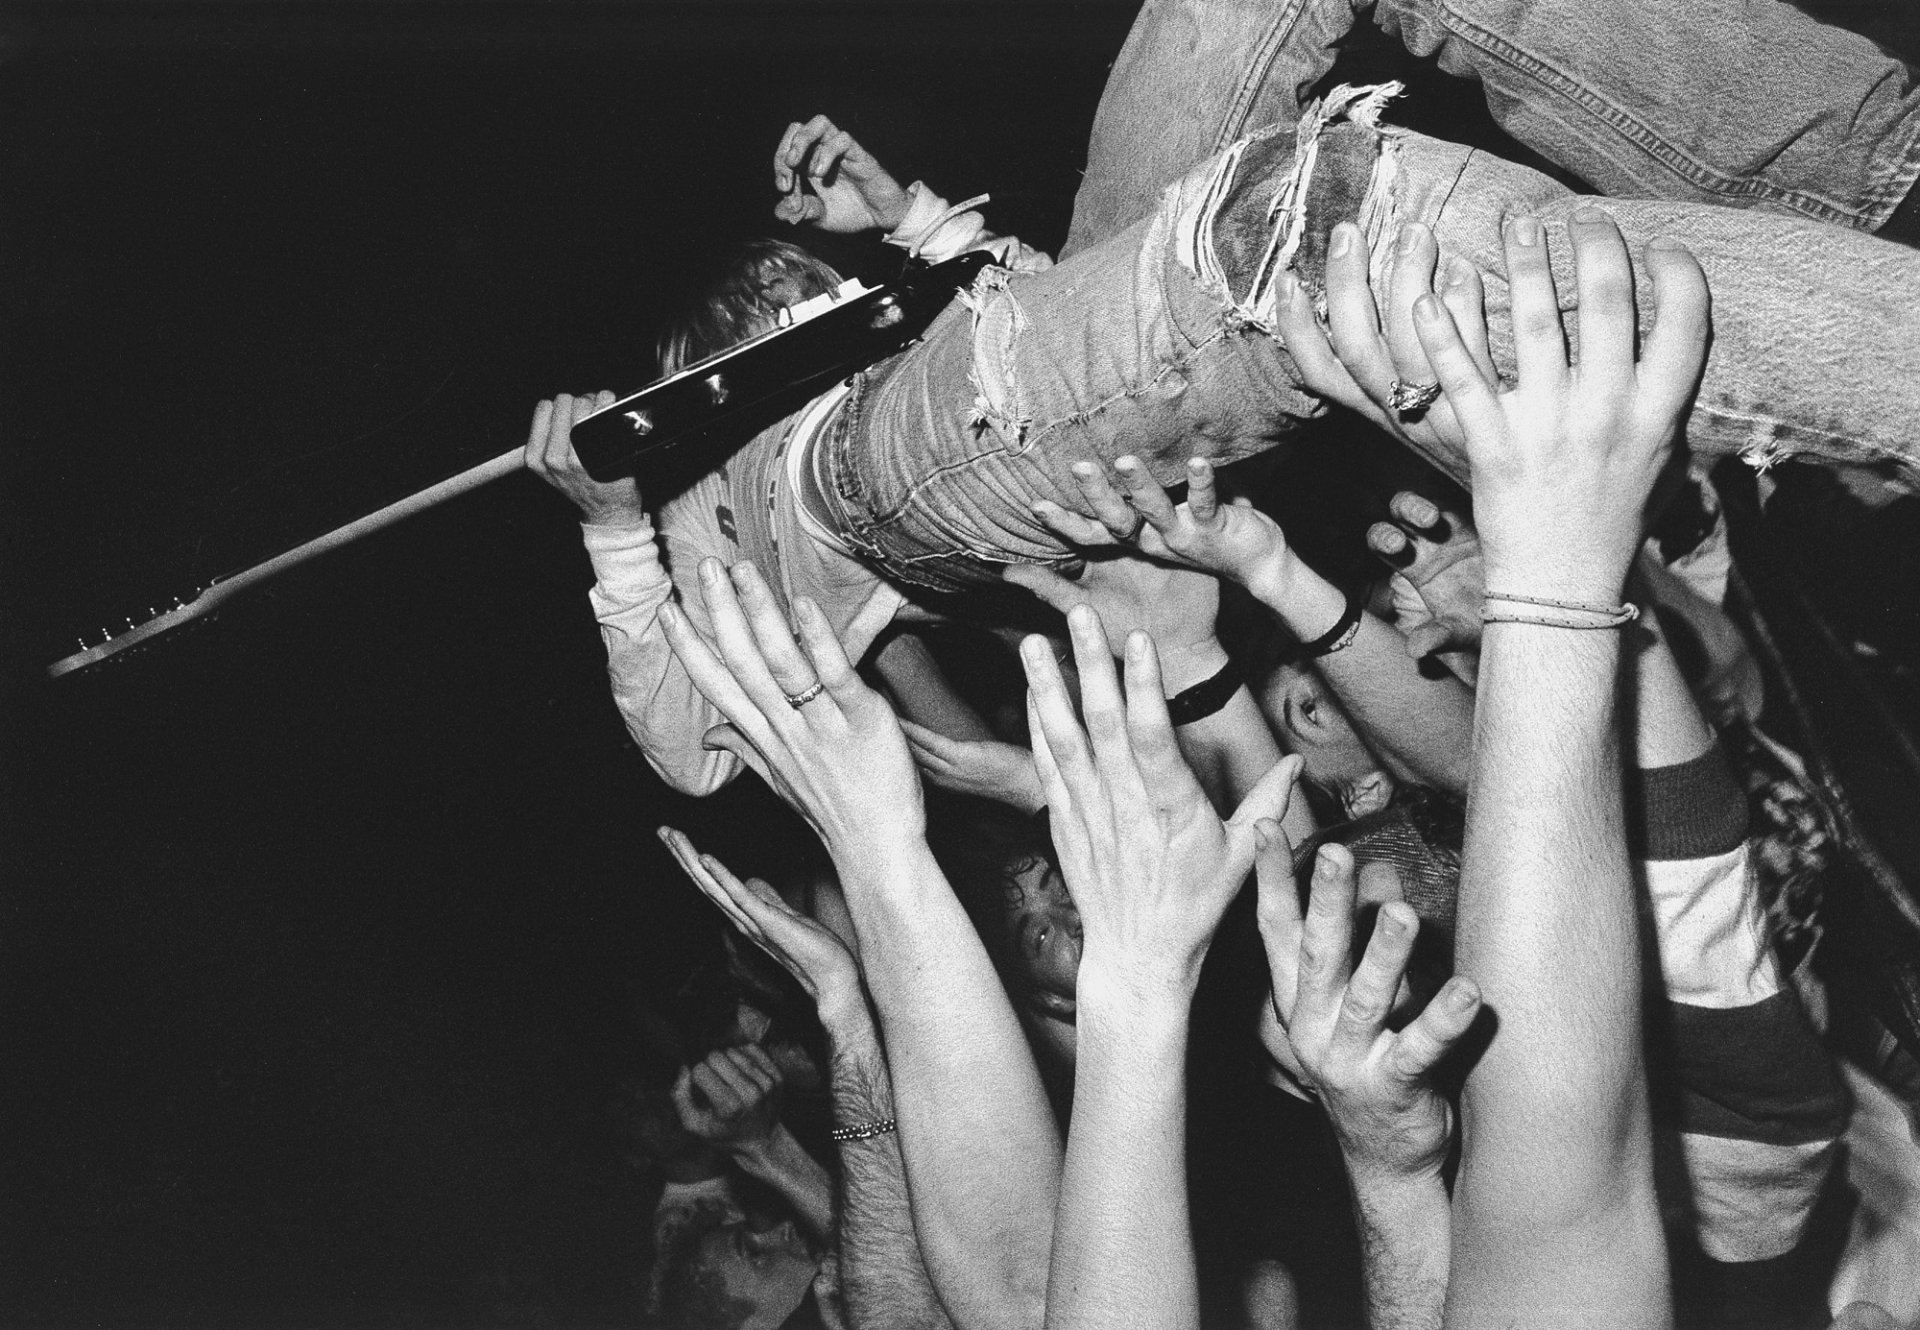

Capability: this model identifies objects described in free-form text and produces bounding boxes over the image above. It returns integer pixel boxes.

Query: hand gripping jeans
[822,91,1920,593]
[1062,0,1920,258]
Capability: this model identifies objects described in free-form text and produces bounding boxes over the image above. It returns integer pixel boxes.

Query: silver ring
[784,681,826,709]
[1388,378,1443,416]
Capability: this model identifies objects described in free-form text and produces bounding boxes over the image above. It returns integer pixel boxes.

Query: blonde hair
[656,239,844,378]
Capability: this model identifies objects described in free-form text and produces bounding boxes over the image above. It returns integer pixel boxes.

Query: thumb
[1229,754,1304,838]
[702,724,776,786]
[1252,817,1304,1020]
[1404,621,1455,659]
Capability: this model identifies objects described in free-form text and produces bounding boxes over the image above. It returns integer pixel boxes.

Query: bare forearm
[820,1003,954,1330]
[1348,1169,1449,1330]
[1449,624,1667,1327]
[1249,564,1474,794]
[833,840,1059,1330]
[1048,986,1197,1330]
[1163,642,1313,839]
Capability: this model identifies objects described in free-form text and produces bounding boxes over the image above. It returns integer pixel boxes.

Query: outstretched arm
[1256,842,1480,1330]
[1403,212,1708,1327]
[523,392,742,794]
[660,837,954,1330]
[1024,604,1300,1330]
[661,559,1059,1330]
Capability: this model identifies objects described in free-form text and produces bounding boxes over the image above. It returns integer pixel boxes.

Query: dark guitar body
[570,250,991,482]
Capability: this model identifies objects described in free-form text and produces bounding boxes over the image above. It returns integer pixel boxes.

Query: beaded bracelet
[1300,585,1365,658]
[830,1117,898,1143]
[1482,590,1639,630]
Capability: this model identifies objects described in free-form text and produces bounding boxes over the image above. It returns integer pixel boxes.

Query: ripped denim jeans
[823,88,1920,593]
[1063,0,1920,258]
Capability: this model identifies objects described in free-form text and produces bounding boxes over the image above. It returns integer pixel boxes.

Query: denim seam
[857,323,1240,535]
[1213,0,1314,152]
[1426,2,1896,230]
[1694,399,1907,475]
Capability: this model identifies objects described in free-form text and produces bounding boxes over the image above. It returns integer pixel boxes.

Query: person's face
[1257,663,1393,816]
[696,1213,816,1330]
[1008,856,1083,1008]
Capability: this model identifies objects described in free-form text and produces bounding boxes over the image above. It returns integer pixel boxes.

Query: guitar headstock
[47,590,219,679]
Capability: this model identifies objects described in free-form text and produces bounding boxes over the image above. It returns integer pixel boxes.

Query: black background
[4,2,1918,1326]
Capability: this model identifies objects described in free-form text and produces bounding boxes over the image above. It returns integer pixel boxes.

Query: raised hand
[773,115,913,234]
[1275,221,1497,480]
[1409,210,1709,602]
[522,390,645,526]
[1255,840,1481,1183]
[659,558,925,865]
[898,720,1046,815]
[658,827,864,1019]
[1366,490,1485,661]
[1032,456,1296,603]
[1022,602,1302,998]
[1003,541,1226,693]
[672,1043,786,1153]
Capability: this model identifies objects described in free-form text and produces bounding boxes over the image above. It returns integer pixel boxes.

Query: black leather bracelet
[1165,658,1243,727]
[1300,586,1365,658]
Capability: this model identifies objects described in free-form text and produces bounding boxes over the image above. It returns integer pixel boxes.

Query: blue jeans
[1062,0,1920,258]
[823,104,1920,592]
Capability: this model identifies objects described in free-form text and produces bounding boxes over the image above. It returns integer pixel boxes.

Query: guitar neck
[48,447,524,678]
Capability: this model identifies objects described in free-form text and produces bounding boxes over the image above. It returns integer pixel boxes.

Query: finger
[1228,754,1304,843]
[740,1042,784,1088]
[1435,258,1499,385]
[1637,237,1711,412]
[1111,456,1179,533]
[792,596,868,713]
[701,723,779,788]
[1025,685,1091,871]
[1031,500,1118,548]
[1064,604,1147,811]
[1565,208,1636,382]
[1322,223,1404,409]
[540,392,577,472]
[729,562,822,707]
[1387,490,1442,532]
[1367,520,1412,563]
[1297,843,1359,1016]
[1411,294,1506,446]
[1070,460,1147,541]
[659,826,760,939]
[813,128,855,181]
[1185,457,1219,524]
[1387,976,1483,1084]
[692,560,800,728]
[1404,621,1457,660]
[774,121,804,190]
[1021,634,1096,810]
[671,1065,698,1118]
[691,1060,744,1116]
[789,114,834,172]
[659,600,773,743]
[1501,215,1569,390]
[726,1045,777,1098]
[1002,560,1084,616]
[524,399,556,474]
[1252,817,1304,1019]
[1120,630,1195,801]
[1382,222,1442,388]
[1330,901,1419,1065]
[1274,263,1392,432]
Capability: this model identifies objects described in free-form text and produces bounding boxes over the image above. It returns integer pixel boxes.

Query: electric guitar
[47,250,988,679]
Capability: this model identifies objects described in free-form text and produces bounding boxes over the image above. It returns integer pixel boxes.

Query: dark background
[3,2,1918,1327]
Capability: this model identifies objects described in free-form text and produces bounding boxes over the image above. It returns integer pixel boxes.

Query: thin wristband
[1483,589,1638,618]
[1165,658,1243,726]
[1300,586,1365,658]
[1481,608,1638,630]
[830,1117,898,1143]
